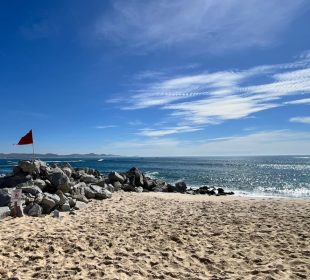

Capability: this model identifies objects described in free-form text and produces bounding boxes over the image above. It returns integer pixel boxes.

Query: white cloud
[117,53,310,133]
[138,126,202,137]
[96,0,307,52]
[285,98,310,105]
[290,117,310,124]
[95,125,117,129]
[101,130,310,156]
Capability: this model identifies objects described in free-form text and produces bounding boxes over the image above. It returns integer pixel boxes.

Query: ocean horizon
[1,155,309,198]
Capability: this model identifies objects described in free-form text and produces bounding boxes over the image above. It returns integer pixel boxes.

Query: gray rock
[72,194,88,203]
[41,196,56,213]
[71,182,86,196]
[127,167,144,186]
[62,167,72,178]
[80,174,98,184]
[90,185,112,199]
[108,172,125,183]
[106,184,114,193]
[84,186,96,199]
[0,206,10,218]
[33,179,47,190]
[61,202,71,212]
[55,190,68,205]
[34,192,44,204]
[0,189,11,207]
[75,201,87,210]
[20,185,42,196]
[18,160,41,175]
[135,186,143,193]
[0,173,32,188]
[175,181,187,193]
[113,181,122,191]
[68,197,76,208]
[46,193,61,205]
[47,167,71,193]
[26,203,42,217]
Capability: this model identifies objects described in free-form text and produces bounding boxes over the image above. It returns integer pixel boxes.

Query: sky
[0,0,310,156]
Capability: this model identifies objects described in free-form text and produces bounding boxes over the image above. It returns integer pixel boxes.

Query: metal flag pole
[32,133,35,162]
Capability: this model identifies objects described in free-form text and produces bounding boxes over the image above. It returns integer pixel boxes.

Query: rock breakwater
[0,160,234,217]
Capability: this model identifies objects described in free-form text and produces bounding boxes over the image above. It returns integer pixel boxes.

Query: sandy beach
[0,192,309,280]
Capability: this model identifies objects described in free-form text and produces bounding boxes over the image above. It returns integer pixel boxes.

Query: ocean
[0,156,309,198]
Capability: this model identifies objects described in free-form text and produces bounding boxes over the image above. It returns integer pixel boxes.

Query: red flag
[17,130,33,145]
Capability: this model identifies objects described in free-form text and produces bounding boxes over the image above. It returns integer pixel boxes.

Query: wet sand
[0,192,309,280]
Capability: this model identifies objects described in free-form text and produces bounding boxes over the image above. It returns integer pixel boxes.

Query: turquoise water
[0,156,309,198]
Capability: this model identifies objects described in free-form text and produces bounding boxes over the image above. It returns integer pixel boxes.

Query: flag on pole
[17,130,33,145]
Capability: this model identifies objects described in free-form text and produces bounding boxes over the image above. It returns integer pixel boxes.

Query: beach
[0,192,309,280]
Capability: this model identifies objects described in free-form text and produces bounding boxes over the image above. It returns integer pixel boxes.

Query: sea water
[0,156,309,198]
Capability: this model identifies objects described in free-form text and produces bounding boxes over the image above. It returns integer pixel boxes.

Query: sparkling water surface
[0,156,309,198]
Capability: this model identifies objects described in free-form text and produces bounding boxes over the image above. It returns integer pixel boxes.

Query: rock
[75,201,87,210]
[61,202,71,212]
[0,206,10,218]
[175,181,187,193]
[127,167,144,186]
[68,197,76,208]
[112,181,122,191]
[80,174,98,184]
[18,160,41,175]
[34,192,44,204]
[0,173,32,188]
[143,178,155,190]
[106,184,114,193]
[33,179,47,190]
[72,194,88,203]
[20,185,42,196]
[71,182,86,196]
[41,196,56,213]
[84,186,96,199]
[44,193,61,205]
[0,189,11,207]
[62,167,72,178]
[135,186,143,193]
[47,167,70,193]
[108,172,125,183]
[90,185,112,199]
[26,203,42,217]
[55,190,68,205]
[122,184,135,192]
[217,188,225,195]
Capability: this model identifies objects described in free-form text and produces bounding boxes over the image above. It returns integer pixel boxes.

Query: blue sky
[0,0,310,156]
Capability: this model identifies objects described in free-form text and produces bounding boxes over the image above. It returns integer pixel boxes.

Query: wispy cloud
[95,125,117,129]
[114,53,310,134]
[285,98,310,105]
[290,117,310,124]
[138,126,202,137]
[96,0,307,53]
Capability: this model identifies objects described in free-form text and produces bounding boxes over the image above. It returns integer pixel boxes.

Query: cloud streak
[96,0,307,53]
[290,117,310,124]
[114,53,310,135]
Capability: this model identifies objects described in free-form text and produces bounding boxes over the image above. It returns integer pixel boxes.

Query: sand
[0,192,309,280]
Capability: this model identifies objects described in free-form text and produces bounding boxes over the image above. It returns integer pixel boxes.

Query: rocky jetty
[0,160,234,217]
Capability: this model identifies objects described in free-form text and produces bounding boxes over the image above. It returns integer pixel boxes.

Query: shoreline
[1,192,309,279]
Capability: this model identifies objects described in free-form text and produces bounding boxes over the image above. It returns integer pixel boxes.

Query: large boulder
[84,186,96,199]
[41,196,56,213]
[24,203,42,217]
[71,182,86,196]
[108,172,125,183]
[0,206,10,218]
[90,185,112,199]
[47,167,71,193]
[168,181,187,193]
[0,189,11,207]
[19,185,42,196]
[19,160,39,174]
[113,181,122,191]
[0,173,32,188]
[80,174,98,184]
[33,179,47,190]
[126,167,144,186]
